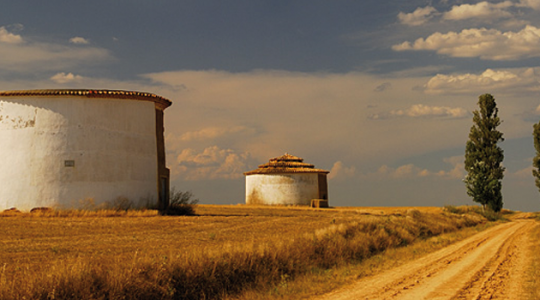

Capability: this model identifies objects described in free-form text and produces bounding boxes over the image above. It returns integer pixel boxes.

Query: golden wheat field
[0,205,517,299]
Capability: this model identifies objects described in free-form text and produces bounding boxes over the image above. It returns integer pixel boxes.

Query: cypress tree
[464,94,505,212]
[532,122,540,193]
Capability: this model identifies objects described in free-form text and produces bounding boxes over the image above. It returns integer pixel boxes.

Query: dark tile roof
[0,89,172,109]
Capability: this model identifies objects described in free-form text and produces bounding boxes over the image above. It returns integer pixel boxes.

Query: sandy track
[316,219,538,300]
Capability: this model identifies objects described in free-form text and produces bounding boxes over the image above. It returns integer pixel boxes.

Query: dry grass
[526,221,540,300]
[231,222,496,300]
[0,205,487,299]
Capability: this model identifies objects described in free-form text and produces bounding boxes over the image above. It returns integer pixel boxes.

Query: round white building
[0,89,172,211]
[244,154,329,206]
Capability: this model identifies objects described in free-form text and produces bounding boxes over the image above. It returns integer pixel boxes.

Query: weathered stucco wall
[245,173,320,205]
[0,96,159,211]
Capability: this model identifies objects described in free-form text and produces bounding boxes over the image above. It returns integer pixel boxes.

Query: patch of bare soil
[316,220,539,300]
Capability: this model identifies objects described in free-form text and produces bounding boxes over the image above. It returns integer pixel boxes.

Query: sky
[2,0,540,211]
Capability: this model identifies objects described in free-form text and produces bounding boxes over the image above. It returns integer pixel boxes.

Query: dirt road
[317,218,538,300]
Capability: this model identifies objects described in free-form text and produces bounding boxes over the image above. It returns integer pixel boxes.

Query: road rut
[316,219,538,300]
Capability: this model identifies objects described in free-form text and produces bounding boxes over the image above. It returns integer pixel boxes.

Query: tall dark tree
[464,94,505,212]
[532,122,540,193]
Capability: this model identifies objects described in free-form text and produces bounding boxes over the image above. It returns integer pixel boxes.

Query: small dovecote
[244,153,329,206]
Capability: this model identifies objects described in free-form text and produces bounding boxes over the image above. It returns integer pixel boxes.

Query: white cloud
[0,26,22,44]
[370,104,469,119]
[424,68,540,94]
[174,146,254,180]
[50,72,84,84]
[398,6,438,26]
[69,37,90,45]
[328,161,356,180]
[443,1,514,20]
[393,25,540,60]
[397,1,536,28]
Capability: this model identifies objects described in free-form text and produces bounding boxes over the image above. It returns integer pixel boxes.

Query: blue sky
[2,0,540,211]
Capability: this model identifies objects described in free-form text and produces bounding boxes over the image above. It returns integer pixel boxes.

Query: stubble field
[0,205,526,299]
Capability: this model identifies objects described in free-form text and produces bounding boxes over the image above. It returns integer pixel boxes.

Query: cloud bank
[370,104,469,120]
[0,25,111,74]
[393,26,540,60]
[425,68,540,94]
[443,1,514,21]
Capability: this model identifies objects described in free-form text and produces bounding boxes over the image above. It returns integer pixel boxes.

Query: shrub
[479,208,504,221]
[164,188,199,216]
[443,205,462,214]
[443,204,506,221]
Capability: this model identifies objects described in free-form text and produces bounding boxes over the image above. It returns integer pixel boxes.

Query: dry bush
[164,188,199,216]
[0,210,486,300]
[443,205,506,221]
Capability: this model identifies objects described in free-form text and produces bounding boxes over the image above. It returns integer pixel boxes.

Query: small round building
[0,89,171,211]
[244,153,329,206]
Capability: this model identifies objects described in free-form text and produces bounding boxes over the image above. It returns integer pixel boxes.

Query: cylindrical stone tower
[0,89,172,211]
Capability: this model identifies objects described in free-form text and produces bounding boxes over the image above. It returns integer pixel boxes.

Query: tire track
[453,220,535,299]
[316,220,537,300]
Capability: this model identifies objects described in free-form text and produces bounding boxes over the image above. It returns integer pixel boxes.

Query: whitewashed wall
[245,173,319,205]
[0,96,158,211]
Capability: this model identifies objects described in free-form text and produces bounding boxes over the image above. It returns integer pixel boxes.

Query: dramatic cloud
[424,68,540,94]
[370,104,469,120]
[174,146,255,180]
[0,26,22,44]
[393,26,540,60]
[144,69,486,174]
[398,6,438,26]
[443,1,514,20]
[519,0,540,10]
[50,72,84,84]
[397,1,538,28]
[69,37,90,45]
